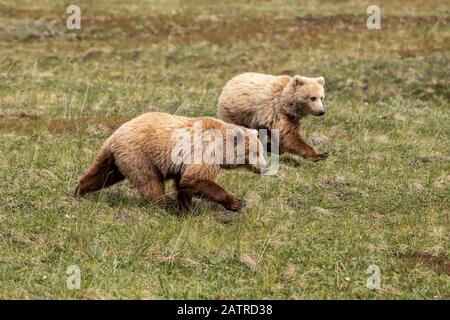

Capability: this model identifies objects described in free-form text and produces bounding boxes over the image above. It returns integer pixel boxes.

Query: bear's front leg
[178,178,244,212]
[280,129,328,162]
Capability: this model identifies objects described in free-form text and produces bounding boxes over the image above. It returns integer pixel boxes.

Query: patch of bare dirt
[5,9,448,49]
[310,133,330,145]
[311,206,334,216]
[237,254,257,271]
[401,251,450,276]
[320,176,359,201]
[0,114,128,135]
[213,210,242,223]
[410,155,448,166]
[78,48,113,62]
[433,174,450,189]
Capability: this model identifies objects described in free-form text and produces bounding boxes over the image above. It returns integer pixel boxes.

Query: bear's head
[281,75,326,119]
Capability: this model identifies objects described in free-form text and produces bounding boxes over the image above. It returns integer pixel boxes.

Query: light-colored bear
[218,72,328,162]
[75,112,266,211]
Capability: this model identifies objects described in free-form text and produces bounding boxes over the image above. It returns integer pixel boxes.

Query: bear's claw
[312,152,329,162]
[227,197,245,212]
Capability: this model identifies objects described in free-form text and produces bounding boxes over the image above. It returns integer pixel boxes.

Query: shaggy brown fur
[218,72,328,161]
[75,112,266,212]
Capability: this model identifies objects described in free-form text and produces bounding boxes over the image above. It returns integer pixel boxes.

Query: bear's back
[218,73,291,129]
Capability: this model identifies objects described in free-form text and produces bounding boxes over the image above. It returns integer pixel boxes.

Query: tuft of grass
[0,0,449,299]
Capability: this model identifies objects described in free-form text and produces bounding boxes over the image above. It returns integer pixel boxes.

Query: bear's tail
[74,146,124,197]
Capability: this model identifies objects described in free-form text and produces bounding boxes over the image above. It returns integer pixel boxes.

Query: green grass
[0,0,449,299]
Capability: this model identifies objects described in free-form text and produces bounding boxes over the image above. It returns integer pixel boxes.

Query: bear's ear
[292,75,305,87]
[316,76,325,86]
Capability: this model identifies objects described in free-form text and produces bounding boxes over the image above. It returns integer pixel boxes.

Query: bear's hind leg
[115,155,166,206]
[134,171,166,206]
[75,149,124,197]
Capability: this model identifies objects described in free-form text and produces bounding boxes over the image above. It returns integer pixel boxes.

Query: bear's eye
[310,97,317,101]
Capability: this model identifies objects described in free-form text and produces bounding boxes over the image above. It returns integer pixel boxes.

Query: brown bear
[217,72,328,162]
[74,112,267,211]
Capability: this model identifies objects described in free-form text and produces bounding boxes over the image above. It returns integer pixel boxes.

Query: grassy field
[0,0,449,299]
